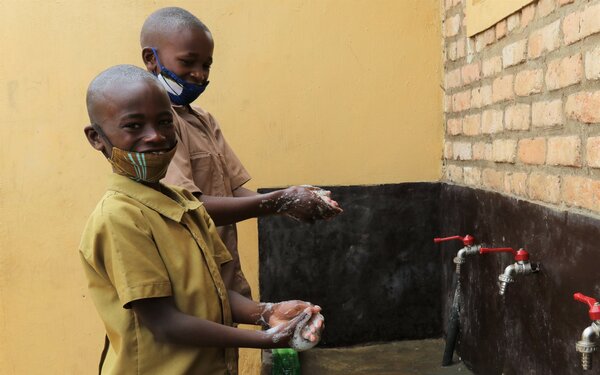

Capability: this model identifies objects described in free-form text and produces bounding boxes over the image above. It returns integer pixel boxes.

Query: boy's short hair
[86,64,162,123]
[140,7,210,47]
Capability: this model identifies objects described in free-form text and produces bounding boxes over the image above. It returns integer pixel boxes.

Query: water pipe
[574,292,600,370]
[479,247,540,295]
[433,234,477,366]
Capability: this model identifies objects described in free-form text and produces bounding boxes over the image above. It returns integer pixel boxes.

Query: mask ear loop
[91,123,114,156]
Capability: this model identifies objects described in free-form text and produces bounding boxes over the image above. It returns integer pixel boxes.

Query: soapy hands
[277,185,342,222]
[263,300,324,351]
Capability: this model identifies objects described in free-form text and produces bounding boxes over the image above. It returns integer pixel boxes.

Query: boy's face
[143,27,214,85]
[85,81,176,157]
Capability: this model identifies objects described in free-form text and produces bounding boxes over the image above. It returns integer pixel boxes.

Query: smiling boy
[140,7,342,299]
[80,65,323,375]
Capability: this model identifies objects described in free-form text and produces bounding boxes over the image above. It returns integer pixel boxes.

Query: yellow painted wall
[0,1,441,374]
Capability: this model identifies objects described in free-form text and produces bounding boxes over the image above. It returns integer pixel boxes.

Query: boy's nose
[143,127,167,143]
[189,70,207,83]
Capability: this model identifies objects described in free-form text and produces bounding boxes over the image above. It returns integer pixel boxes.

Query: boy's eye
[159,119,174,127]
[179,59,194,67]
[122,123,142,130]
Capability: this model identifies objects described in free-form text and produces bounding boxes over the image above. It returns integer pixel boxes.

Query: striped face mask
[92,123,177,183]
[107,145,177,183]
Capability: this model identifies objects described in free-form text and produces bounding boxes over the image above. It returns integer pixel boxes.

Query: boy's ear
[142,47,158,74]
[83,125,107,155]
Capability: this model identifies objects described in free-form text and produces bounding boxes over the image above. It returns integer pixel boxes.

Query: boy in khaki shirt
[80,65,323,375]
[140,7,342,298]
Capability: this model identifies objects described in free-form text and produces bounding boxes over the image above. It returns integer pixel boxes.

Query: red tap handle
[479,247,530,261]
[574,293,600,320]
[433,234,475,246]
[479,247,515,254]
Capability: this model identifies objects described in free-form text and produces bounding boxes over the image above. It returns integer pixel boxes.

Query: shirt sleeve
[206,112,252,191]
[199,204,233,266]
[91,200,172,308]
[163,114,203,194]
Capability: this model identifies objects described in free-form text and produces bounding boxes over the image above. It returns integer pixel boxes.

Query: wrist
[256,302,274,328]
[262,189,290,214]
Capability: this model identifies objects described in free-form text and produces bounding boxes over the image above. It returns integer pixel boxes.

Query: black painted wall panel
[258,183,600,374]
[258,183,443,347]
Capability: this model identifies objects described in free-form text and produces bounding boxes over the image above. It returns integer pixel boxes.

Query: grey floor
[296,339,473,375]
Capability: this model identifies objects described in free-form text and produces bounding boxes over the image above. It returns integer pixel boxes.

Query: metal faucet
[574,293,600,370]
[433,234,480,275]
[479,247,540,295]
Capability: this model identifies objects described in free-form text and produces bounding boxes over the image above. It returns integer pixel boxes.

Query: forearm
[199,191,285,226]
[158,311,272,348]
[228,290,270,326]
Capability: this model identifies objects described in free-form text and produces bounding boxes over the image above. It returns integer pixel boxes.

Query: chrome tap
[574,293,600,370]
[434,234,480,274]
[479,247,540,295]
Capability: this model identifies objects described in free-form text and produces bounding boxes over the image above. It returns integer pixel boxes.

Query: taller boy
[140,7,342,298]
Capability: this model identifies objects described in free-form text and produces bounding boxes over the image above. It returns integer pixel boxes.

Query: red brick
[481,85,493,106]
[507,13,520,32]
[586,137,600,168]
[503,39,527,68]
[521,4,536,29]
[563,11,582,45]
[482,109,503,134]
[545,53,583,91]
[453,90,471,112]
[445,94,452,113]
[456,38,466,59]
[532,99,563,128]
[492,75,515,103]
[518,137,546,165]
[585,46,600,80]
[537,0,556,19]
[446,165,463,183]
[492,139,517,163]
[453,142,472,160]
[471,87,483,109]
[563,176,600,211]
[447,118,462,135]
[547,136,581,167]
[461,63,481,84]
[482,168,505,191]
[482,56,503,77]
[463,167,481,186]
[445,14,461,37]
[444,141,453,159]
[496,20,508,40]
[515,69,543,97]
[566,91,600,124]
[446,68,461,89]
[528,173,560,204]
[463,114,481,136]
[528,20,561,59]
[505,104,531,130]
[505,172,528,196]
[581,3,600,39]
[475,28,496,52]
[473,142,492,161]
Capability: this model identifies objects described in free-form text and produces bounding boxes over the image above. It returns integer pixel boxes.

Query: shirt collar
[107,174,201,222]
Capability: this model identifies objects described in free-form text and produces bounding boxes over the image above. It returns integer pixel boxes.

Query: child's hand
[277,185,343,222]
[265,306,324,350]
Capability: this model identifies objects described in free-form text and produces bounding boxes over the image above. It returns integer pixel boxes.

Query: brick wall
[443,0,600,213]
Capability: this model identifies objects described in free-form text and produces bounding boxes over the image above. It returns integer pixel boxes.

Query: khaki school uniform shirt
[163,105,252,298]
[79,174,236,375]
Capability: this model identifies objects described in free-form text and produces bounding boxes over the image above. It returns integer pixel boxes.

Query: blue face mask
[151,48,209,106]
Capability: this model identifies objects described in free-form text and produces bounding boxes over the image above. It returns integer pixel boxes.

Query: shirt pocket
[189,151,225,196]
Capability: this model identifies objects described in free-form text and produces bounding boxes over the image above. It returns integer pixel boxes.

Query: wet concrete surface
[297,339,473,375]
